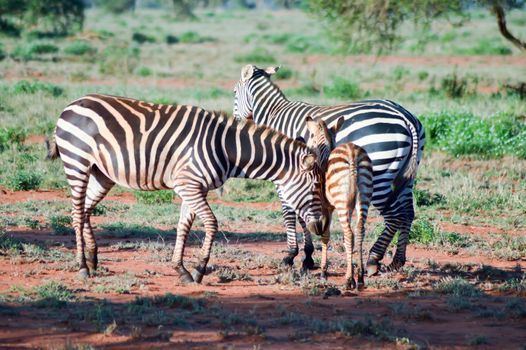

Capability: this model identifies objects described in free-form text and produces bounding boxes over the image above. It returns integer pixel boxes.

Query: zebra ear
[241,64,255,82]
[295,136,306,144]
[331,117,345,136]
[264,66,280,75]
[305,116,318,136]
[301,153,317,171]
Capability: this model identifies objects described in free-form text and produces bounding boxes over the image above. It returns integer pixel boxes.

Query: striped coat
[48,94,326,283]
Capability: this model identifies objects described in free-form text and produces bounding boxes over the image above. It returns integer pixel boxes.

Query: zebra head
[276,148,328,236]
[305,116,345,171]
[233,64,281,120]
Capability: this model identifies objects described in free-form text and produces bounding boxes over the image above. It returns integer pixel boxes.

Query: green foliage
[0,43,5,61]
[414,188,446,207]
[33,281,75,308]
[48,215,73,235]
[285,83,320,97]
[63,40,96,55]
[135,66,153,77]
[12,80,64,97]
[11,42,59,61]
[94,0,134,14]
[235,48,277,65]
[323,77,361,99]
[133,190,174,204]
[434,277,482,297]
[216,267,252,283]
[165,34,179,44]
[453,38,512,55]
[132,32,156,44]
[0,128,26,152]
[99,45,140,76]
[286,35,329,54]
[4,169,42,190]
[431,72,478,99]
[222,179,278,202]
[275,66,294,80]
[179,31,216,43]
[419,112,526,159]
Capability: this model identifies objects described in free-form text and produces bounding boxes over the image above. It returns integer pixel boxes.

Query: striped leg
[172,202,196,283]
[354,201,369,288]
[277,186,299,266]
[82,166,114,274]
[174,191,218,284]
[366,217,398,276]
[298,217,315,270]
[67,174,89,278]
[337,206,356,290]
[388,195,415,271]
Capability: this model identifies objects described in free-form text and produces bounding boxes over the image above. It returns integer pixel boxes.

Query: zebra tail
[402,120,419,181]
[45,128,59,160]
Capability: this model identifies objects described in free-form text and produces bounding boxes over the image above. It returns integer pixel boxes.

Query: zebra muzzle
[307,219,324,236]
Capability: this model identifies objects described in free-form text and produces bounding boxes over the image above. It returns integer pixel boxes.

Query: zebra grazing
[47,93,327,283]
[233,65,425,275]
[305,116,373,290]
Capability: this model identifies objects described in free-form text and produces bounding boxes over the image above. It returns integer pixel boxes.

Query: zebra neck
[255,100,318,139]
[224,120,303,183]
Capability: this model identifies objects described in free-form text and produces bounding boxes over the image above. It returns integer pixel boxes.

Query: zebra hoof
[78,268,89,280]
[320,271,328,280]
[176,267,194,284]
[302,256,315,271]
[191,268,205,284]
[345,278,357,291]
[281,255,295,267]
[357,281,365,291]
[366,261,380,277]
[388,259,406,272]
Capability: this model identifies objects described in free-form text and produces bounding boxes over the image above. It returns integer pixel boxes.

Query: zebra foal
[305,116,373,290]
[48,94,327,283]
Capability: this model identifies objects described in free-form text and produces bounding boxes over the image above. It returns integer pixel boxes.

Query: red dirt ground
[0,190,525,349]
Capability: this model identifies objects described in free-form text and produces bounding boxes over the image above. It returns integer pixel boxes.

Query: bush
[323,77,361,99]
[414,188,446,207]
[262,33,292,45]
[94,0,134,14]
[4,170,42,191]
[99,45,140,76]
[0,128,26,152]
[134,190,174,204]
[434,277,482,297]
[179,31,216,44]
[11,42,59,61]
[285,83,321,97]
[234,48,277,65]
[63,40,96,55]
[275,67,294,80]
[165,34,179,45]
[135,66,152,77]
[453,38,512,56]
[432,72,478,99]
[419,112,526,159]
[12,80,64,97]
[0,44,5,61]
[286,35,328,54]
[132,32,156,44]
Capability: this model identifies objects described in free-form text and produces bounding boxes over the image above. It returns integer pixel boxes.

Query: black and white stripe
[48,93,326,283]
[233,65,425,273]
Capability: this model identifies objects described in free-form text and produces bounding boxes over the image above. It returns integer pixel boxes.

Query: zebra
[305,116,373,290]
[47,93,327,283]
[233,65,425,275]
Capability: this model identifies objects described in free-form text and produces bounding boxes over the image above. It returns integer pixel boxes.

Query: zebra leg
[355,203,369,289]
[298,217,315,271]
[82,166,114,274]
[66,173,89,279]
[366,217,399,277]
[172,203,196,284]
[388,199,415,271]
[278,190,299,267]
[337,207,356,290]
[183,194,218,284]
[319,230,330,279]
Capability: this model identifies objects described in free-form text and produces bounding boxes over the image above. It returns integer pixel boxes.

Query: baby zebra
[47,94,327,283]
[306,117,373,290]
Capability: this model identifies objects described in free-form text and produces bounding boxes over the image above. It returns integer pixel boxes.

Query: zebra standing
[305,116,373,290]
[47,93,327,283]
[233,65,425,275]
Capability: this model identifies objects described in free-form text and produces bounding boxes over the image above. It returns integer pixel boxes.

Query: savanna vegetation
[0,0,525,348]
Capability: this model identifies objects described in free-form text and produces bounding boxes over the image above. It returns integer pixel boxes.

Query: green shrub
[136,66,153,77]
[414,188,446,207]
[263,33,292,45]
[64,40,96,55]
[286,35,327,54]
[434,277,482,297]
[0,44,5,61]
[99,45,140,75]
[453,38,512,55]
[419,112,526,159]
[222,179,278,202]
[179,31,216,44]
[12,80,64,97]
[285,83,320,97]
[4,170,42,191]
[0,128,26,152]
[134,190,174,205]
[275,67,294,80]
[323,77,361,99]
[132,32,156,44]
[165,34,179,44]
[94,0,134,13]
[417,71,429,81]
[11,42,59,61]
[433,72,478,99]
[235,48,277,65]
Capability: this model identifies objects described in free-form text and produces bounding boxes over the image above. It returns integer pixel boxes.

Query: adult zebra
[47,93,326,283]
[233,65,425,275]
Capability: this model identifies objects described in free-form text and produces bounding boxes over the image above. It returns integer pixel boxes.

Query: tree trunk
[492,3,526,52]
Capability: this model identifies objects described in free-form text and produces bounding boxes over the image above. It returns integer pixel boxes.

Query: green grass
[11,42,59,61]
[12,80,64,97]
[434,277,482,297]
[235,47,277,65]
[64,40,97,56]
[133,190,174,204]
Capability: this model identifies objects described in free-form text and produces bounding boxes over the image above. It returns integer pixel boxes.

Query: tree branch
[492,3,526,52]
